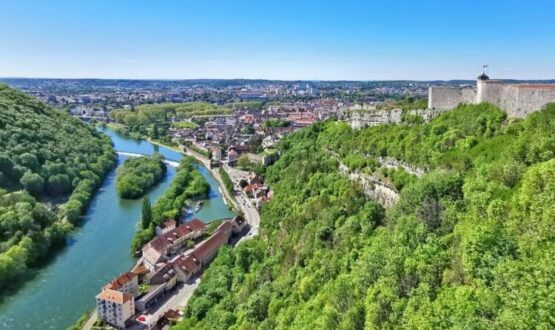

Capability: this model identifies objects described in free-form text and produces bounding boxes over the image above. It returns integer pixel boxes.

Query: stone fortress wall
[427,86,476,112]
[347,73,555,129]
[348,104,438,129]
[430,74,555,117]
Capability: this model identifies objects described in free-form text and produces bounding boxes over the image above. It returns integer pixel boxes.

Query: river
[0,128,235,330]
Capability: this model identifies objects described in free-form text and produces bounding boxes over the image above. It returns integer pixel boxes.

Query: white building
[96,288,135,329]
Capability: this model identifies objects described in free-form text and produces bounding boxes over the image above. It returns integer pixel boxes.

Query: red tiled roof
[146,219,206,254]
[216,220,233,237]
[172,254,201,274]
[162,220,176,229]
[96,288,133,304]
[164,309,181,320]
[185,219,206,232]
[105,272,137,290]
[243,183,263,193]
[192,230,229,261]
[131,262,149,276]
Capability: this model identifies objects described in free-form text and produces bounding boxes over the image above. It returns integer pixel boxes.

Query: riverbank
[0,128,237,330]
[146,137,185,154]
[148,138,240,211]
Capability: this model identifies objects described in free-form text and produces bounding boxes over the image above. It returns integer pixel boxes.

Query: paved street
[183,146,260,238]
[128,277,201,329]
[224,165,260,238]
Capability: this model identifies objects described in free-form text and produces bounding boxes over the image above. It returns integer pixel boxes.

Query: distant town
[4,77,554,170]
[3,76,555,330]
[0,78,437,172]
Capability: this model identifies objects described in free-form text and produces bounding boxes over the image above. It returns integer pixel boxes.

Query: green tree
[152,123,159,139]
[0,84,115,296]
[237,154,251,169]
[20,171,44,195]
[47,174,71,196]
[141,196,152,229]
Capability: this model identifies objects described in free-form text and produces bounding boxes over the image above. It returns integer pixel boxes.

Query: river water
[0,128,235,329]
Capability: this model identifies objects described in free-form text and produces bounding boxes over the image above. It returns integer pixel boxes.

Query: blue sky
[1,0,554,80]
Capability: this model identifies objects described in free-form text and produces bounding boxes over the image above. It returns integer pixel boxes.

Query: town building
[96,288,135,329]
[103,272,140,298]
[143,219,206,271]
[155,220,176,236]
[227,148,239,166]
[96,217,247,323]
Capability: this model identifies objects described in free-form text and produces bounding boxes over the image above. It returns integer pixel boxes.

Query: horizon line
[3,76,555,83]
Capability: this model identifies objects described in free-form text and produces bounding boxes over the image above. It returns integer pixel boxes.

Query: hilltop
[0,84,115,292]
[175,102,555,329]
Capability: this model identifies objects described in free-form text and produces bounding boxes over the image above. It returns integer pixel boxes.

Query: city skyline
[1,0,555,80]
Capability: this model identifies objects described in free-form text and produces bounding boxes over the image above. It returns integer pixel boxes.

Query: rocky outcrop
[347,106,439,129]
[349,108,403,129]
[339,163,399,208]
[376,157,426,177]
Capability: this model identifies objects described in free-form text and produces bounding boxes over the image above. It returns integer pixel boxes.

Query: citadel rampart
[348,74,555,129]
[429,74,555,117]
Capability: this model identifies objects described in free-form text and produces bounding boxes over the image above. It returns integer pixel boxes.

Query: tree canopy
[175,102,555,329]
[115,154,166,199]
[0,84,115,293]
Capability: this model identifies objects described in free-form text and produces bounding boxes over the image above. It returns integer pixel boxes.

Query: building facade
[96,288,135,329]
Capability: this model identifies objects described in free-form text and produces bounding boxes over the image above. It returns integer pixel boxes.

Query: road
[224,165,260,238]
[182,147,260,237]
[82,311,97,330]
[128,279,201,329]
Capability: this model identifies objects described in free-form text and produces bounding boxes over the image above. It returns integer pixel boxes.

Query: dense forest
[116,154,167,199]
[175,103,554,329]
[0,84,115,292]
[131,157,209,253]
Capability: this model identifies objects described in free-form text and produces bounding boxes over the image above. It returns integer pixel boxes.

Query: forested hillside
[0,84,115,292]
[175,103,554,329]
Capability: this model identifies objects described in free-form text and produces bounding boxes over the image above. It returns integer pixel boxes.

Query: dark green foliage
[176,103,555,329]
[19,171,44,196]
[377,95,428,111]
[262,118,291,128]
[219,168,234,196]
[131,157,209,253]
[378,167,417,191]
[151,123,159,139]
[343,153,380,172]
[187,144,211,158]
[0,84,115,292]
[141,196,152,229]
[115,154,166,199]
